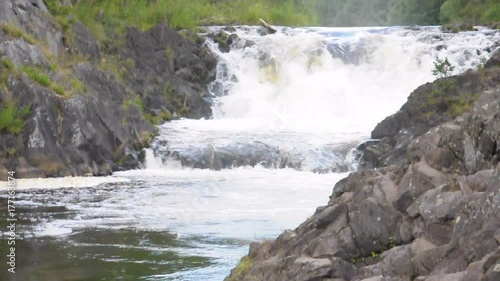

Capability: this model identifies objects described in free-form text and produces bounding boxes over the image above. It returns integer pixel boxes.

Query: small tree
[432,57,455,78]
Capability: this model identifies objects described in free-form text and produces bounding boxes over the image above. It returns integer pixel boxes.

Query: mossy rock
[208,30,240,53]
[224,256,253,281]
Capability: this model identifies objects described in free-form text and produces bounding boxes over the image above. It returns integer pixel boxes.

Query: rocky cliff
[0,0,217,178]
[226,50,500,281]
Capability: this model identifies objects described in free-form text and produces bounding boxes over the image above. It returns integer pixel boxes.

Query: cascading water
[149,26,498,173]
[1,26,498,281]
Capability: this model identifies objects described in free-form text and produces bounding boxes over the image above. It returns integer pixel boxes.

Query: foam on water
[207,26,497,132]
[0,176,130,190]
[151,26,499,171]
[1,26,498,280]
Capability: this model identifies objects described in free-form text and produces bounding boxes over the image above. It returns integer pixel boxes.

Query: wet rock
[226,43,500,281]
[0,14,217,177]
[208,30,232,53]
[124,24,215,119]
[364,54,500,170]
[442,24,478,33]
[484,48,500,69]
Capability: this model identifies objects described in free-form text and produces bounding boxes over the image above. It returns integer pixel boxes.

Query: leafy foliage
[440,0,500,25]
[309,0,499,26]
[432,57,455,78]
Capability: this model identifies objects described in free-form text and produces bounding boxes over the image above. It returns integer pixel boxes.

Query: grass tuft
[1,23,36,45]
[0,98,31,134]
[21,65,52,87]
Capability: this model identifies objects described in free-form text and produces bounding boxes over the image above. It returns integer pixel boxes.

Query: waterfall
[147,26,499,172]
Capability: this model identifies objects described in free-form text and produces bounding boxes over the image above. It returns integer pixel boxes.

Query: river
[0,26,498,281]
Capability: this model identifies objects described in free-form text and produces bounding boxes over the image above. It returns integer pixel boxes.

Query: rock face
[0,0,217,178]
[226,51,500,281]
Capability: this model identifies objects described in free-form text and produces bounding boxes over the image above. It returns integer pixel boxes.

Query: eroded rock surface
[0,1,217,177]
[226,50,500,281]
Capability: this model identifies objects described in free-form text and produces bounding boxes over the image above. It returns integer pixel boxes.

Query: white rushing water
[151,26,498,172]
[1,26,498,280]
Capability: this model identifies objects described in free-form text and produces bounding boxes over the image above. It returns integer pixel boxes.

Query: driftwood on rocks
[259,18,277,34]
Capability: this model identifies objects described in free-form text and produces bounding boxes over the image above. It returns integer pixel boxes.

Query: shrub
[0,98,31,134]
[432,57,455,78]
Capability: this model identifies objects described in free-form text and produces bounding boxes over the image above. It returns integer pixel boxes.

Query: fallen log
[259,18,277,34]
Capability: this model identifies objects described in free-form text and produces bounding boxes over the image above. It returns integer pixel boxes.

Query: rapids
[0,26,498,280]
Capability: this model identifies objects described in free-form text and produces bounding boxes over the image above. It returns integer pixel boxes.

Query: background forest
[46,0,500,40]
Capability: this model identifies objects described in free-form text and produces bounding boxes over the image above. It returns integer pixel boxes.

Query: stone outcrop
[0,0,217,177]
[226,50,500,281]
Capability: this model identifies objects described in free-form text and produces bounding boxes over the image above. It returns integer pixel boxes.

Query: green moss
[226,256,253,281]
[0,98,31,134]
[141,131,156,146]
[425,78,477,119]
[143,109,173,125]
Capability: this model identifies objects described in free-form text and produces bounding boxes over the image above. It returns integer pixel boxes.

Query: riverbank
[0,0,217,178]
[226,50,500,280]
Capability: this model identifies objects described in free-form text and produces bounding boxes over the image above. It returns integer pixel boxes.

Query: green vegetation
[440,0,500,25]
[52,84,65,96]
[310,0,499,26]
[0,98,31,134]
[1,23,36,44]
[39,0,498,38]
[21,65,52,87]
[44,0,75,40]
[3,58,14,70]
[46,0,312,42]
[432,57,455,78]
[426,78,477,118]
[226,256,253,281]
[389,236,397,249]
[20,65,82,97]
